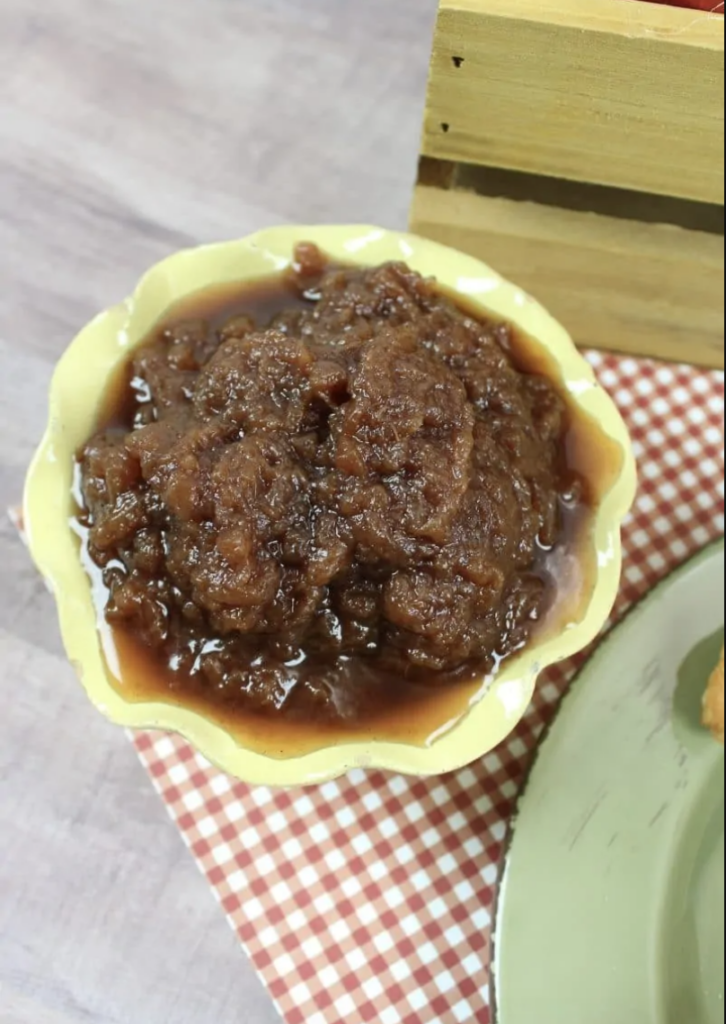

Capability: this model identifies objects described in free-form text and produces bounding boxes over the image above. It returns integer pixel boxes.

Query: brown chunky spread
[77,244,582,728]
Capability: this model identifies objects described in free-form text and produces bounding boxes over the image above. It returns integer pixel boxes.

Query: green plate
[494,540,724,1024]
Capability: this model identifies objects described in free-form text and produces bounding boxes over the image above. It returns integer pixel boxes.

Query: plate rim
[491,535,725,1023]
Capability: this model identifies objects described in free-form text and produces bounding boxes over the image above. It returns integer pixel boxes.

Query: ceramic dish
[23,225,636,786]
[494,539,725,1024]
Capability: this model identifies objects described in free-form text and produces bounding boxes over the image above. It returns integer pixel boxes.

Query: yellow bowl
[23,225,636,786]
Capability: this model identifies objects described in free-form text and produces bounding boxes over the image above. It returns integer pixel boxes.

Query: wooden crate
[410,0,725,368]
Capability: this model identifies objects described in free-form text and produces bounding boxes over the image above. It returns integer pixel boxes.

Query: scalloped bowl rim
[23,225,636,786]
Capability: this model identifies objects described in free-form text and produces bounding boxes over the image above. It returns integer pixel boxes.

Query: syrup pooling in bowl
[73,246,622,755]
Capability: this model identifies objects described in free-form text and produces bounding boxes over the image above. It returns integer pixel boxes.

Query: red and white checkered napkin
[135,353,724,1024]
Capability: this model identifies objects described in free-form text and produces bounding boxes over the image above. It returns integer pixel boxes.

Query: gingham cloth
[133,353,724,1024]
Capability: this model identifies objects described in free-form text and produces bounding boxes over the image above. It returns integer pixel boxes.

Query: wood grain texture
[410,184,725,367]
[422,0,725,203]
[0,1,438,1021]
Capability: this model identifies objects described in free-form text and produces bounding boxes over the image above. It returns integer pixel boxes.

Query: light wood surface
[410,183,725,367]
[422,0,725,203]
[0,2,437,1021]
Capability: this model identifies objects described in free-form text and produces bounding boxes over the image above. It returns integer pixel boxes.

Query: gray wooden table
[0,2,437,1020]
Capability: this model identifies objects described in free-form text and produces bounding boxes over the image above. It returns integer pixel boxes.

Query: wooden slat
[423,0,725,205]
[410,183,725,368]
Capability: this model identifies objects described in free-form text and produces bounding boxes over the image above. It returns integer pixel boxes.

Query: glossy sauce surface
[75,249,623,754]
